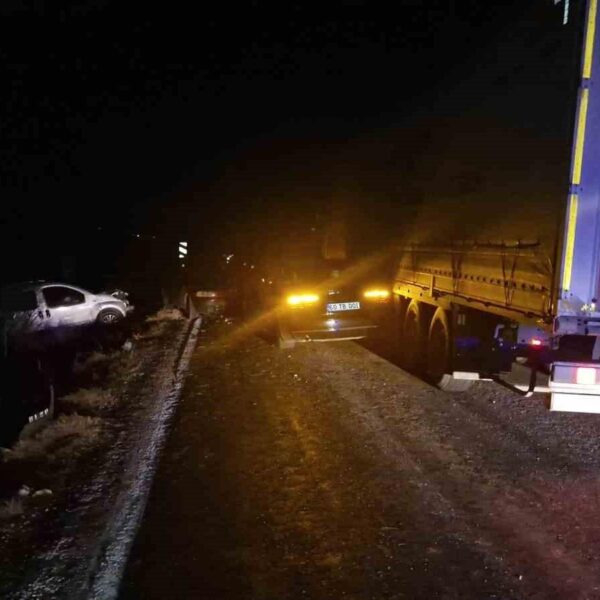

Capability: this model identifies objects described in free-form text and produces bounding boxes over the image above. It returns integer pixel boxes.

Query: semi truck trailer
[393,0,600,412]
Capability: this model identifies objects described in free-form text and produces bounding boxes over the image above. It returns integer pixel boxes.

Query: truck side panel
[559,0,600,313]
[395,243,552,324]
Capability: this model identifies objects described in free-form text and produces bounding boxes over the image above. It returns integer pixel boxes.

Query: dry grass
[72,351,112,375]
[61,387,117,413]
[146,308,185,322]
[3,414,102,463]
[138,308,186,340]
[72,349,138,388]
[140,319,181,341]
[0,498,24,519]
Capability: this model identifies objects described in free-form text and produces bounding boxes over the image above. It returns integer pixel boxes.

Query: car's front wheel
[97,309,123,325]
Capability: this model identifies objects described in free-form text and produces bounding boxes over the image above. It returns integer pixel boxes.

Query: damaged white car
[0,282,133,334]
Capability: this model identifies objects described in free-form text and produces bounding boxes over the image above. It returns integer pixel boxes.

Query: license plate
[327,301,360,312]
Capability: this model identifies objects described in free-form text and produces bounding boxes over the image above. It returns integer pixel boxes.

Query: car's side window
[42,286,85,308]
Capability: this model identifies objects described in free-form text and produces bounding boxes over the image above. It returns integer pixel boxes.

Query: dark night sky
[0,0,581,279]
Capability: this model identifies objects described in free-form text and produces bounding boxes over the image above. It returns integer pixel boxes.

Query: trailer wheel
[401,300,424,372]
[427,308,472,392]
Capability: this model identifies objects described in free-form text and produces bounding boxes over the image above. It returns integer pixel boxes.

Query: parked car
[0,281,133,338]
[260,262,386,349]
[0,282,133,446]
[195,289,228,317]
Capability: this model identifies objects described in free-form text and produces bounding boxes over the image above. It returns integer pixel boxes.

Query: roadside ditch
[0,309,200,599]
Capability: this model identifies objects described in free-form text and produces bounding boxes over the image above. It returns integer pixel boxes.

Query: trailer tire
[393,295,408,358]
[427,308,472,392]
[401,300,424,373]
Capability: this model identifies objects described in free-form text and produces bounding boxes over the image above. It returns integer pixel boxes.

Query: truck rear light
[550,363,600,413]
[576,367,597,385]
[551,362,600,386]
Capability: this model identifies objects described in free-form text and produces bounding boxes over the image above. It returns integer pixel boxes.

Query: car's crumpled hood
[95,293,124,303]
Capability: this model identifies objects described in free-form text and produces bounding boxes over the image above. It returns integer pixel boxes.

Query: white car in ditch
[0,282,133,334]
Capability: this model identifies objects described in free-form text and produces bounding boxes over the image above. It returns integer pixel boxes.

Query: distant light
[530,338,543,347]
[178,241,188,259]
[261,278,266,283]
[250,264,255,269]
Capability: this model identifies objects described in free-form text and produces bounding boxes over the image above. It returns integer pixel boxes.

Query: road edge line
[86,316,202,599]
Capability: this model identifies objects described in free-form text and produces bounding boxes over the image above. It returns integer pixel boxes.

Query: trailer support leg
[492,364,538,398]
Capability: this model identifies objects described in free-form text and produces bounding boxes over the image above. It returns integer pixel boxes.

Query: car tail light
[363,289,390,301]
[576,367,597,385]
[286,293,319,307]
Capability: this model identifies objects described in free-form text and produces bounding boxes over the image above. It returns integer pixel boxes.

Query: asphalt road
[120,321,600,600]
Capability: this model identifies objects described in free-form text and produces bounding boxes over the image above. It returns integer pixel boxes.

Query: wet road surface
[121,322,600,599]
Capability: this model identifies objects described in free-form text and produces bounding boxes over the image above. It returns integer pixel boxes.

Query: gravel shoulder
[122,322,600,599]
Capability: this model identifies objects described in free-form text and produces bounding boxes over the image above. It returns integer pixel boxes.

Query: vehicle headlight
[286,293,319,307]
[363,289,390,300]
